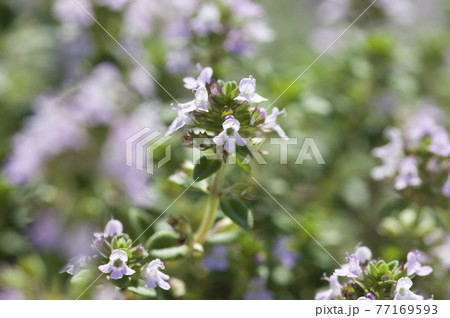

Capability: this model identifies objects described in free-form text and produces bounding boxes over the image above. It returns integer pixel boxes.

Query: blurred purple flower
[166,49,192,74]
[273,237,298,269]
[3,95,87,184]
[204,245,228,271]
[394,156,422,190]
[404,250,433,276]
[0,288,25,300]
[101,104,163,208]
[99,250,135,280]
[404,103,443,142]
[243,278,274,300]
[60,255,89,275]
[225,29,250,54]
[191,3,223,35]
[53,0,94,27]
[315,274,342,300]
[93,284,124,300]
[371,128,404,180]
[428,127,450,157]
[28,212,63,251]
[72,63,126,124]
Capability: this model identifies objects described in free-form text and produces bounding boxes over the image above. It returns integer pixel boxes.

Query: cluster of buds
[167,64,287,157]
[61,219,170,296]
[315,245,432,300]
[371,108,450,207]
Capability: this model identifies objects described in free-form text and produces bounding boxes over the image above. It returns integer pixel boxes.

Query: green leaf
[207,231,239,244]
[232,154,251,175]
[149,245,189,261]
[110,276,131,289]
[145,231,179,250]
[193,156,222,181]
[219,197,253,230]
[387,260,399,271]
[127,280,157,298]
[369,262,380,278]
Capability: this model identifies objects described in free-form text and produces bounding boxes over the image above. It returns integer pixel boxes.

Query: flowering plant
[315,245,432,300]
[61,218,170,297]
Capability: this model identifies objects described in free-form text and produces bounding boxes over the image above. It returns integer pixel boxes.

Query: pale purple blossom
[394,277,424,300]
[177,86,210,113]
[334,253,362,278]
[243,278,274,300]
[166,104,195,135]
[261,107,288,140]
[314,274,342,300]
[358,293,376,300]
[273,237,298,269]
[213,116,247,153]
[371,128,404,180]
[394,156,422,190]
[99,250,135,280]
[143,259,170,290]
[428,127,450,157]
[235,76,267,103]
[404,250,433,276]
[183,64,213,90]
[203,245,228,271]
[404,103,443,142]
[60,255,89,275]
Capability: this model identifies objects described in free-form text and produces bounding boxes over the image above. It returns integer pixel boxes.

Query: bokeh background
[0,0,449,299]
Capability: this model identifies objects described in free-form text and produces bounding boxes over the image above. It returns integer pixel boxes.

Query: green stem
[194,163,226,244]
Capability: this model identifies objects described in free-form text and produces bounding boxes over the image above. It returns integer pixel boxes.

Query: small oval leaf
[149,245,189,261]
[219,197,253,230]
[145,231,179,250]
[193,156,222,181]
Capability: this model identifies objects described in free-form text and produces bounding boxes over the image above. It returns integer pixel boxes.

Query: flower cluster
[166,65,287,155]
[315,245,432,300]
[371,106,450,204]
[61,218,171,296]
[2,63,159,208]
[52,0,275,74]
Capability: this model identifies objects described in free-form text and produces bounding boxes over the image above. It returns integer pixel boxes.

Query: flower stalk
[194,163,226,244]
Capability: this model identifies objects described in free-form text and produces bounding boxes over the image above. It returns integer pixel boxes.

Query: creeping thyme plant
[315,245,433,300]
[61,66,287,297]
